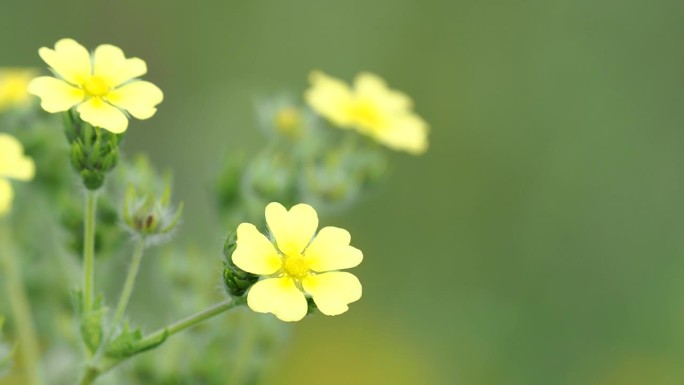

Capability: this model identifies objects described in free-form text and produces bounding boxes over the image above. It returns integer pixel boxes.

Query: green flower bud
[62,110,122,190]
[123,183,183,242]
[119,155,183,243]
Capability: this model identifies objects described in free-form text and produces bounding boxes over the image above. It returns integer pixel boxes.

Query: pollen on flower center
[83,75,111,97]
[283,253,310,278]
[348,100,384,130]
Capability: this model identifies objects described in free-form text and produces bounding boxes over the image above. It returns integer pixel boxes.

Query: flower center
[348,100,384,130]
[83,75,111,97]
[283,253,310,278]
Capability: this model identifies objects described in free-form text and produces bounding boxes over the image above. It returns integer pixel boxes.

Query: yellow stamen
[283,253,310,278]
[83,75,110,97]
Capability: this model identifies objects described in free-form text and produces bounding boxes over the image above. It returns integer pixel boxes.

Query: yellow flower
[0,134,35,216]
[28,38,163,134]
[233,202,363,322]
[0,68,36,111]
[305,71,429,155]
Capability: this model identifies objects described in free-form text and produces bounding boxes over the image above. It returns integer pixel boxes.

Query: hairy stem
[82,190,97,314]
[0,224,44,385]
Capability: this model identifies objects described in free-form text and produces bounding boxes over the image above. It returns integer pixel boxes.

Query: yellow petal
[232,223,282,275]
[0,134,35,181]
[108,81,163,120]
[247,277,308,322]
[27,76,85,113]
[305,226,363,272]
[374,114,429,155]
[93,44,147,86]
[38,38,91,85]
[76,98,129,134]
[354,72,413,112]
[0,179,13,216]
[265,202,318,256]
[303,272,362,316]
[305,70,355,127]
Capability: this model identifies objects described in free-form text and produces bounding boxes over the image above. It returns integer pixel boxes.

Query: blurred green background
[3,0,684,384]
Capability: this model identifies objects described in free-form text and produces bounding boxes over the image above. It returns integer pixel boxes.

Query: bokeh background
[3,0,684,384]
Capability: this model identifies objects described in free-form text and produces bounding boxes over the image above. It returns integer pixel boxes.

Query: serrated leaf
[106,323,169,359]
[106,322,143,359]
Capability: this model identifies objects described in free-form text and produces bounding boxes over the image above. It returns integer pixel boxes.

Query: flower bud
[274,107,304,140]
[255,96,311,141]
[63,110,121,190]
[123,183,183,242]
[120,157,183,243]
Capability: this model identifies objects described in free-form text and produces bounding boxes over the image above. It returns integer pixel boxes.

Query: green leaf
[81,293,106,354]
[106,323,169,359]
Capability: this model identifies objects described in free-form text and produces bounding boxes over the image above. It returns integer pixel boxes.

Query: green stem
[94,239,145,362]
[139,298,243,344]
[78,298,244,384]
[82,190,97,314]
[0,224,44,385]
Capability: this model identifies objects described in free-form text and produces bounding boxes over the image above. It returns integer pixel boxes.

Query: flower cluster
[0,36,433,384]
[230,202,362,322]
[306,71,429,155]
[0,134,35,216]
[28,38,163,134]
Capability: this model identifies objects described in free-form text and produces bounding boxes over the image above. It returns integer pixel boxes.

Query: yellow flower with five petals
[305,71,429,155]
[233,202,363,322]
[0,134,35,216]
[28,38,163,134]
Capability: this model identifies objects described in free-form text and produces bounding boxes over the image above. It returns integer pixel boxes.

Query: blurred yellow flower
[0,68,36,111]
[0,134,35,216]
[305,71,429,155]
[28,38,163,134]
[233,202,363,322]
